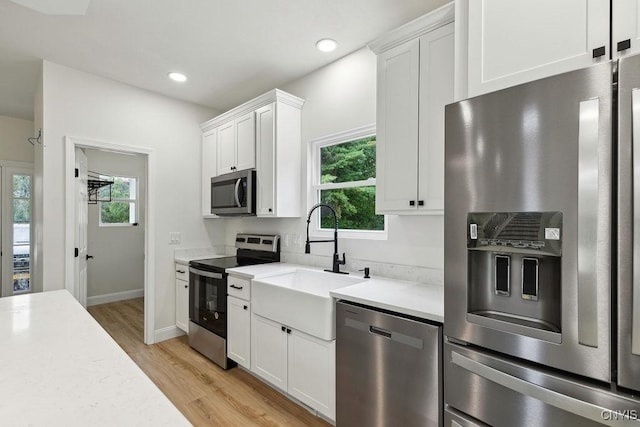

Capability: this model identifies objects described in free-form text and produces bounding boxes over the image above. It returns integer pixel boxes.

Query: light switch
[169,232,181,244]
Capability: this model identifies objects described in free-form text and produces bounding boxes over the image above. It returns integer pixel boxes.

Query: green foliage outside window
[99,176,136,224]
[319,136,384,231]
[13,175,31,224]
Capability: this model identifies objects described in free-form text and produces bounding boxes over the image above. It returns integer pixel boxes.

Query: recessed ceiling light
[316,38,337,53]
[168,72,187,83]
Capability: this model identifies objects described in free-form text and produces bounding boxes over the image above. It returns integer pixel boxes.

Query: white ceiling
[0,0,448,121]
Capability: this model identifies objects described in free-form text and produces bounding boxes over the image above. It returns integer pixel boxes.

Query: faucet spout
[304,203,348,274]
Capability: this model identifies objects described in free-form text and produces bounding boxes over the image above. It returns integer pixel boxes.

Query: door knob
[86,255,94,260]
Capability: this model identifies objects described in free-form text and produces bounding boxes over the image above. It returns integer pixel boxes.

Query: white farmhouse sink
[252,268,365,340]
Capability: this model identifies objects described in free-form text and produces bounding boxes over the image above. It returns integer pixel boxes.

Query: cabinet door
[417,23,454,212]
[235,112,256,171]
[251,314,288,391]
[376,38,420,213]
[217,121,235,175]
[466,0,609,97]
[612,0,640,59]
[175,278,189,333]
[228,296,251,369]
[202,128,217,216]
[255,103,276,216]
[288,330,336,421]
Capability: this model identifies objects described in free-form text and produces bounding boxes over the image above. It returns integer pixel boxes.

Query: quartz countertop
[227,262,444,323]
[0,290,190,426]
[174,247,229,265]
[330,278,444,323]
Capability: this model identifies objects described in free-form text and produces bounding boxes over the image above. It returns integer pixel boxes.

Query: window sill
[310,228,388,241]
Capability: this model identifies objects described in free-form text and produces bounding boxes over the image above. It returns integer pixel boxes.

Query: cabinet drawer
[175,264,189,281]
[228,276,250,300]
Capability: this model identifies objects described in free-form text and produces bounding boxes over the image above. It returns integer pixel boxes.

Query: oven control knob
[214,312,220,320]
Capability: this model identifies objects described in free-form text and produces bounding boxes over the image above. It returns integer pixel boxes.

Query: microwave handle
[234,178,242,207]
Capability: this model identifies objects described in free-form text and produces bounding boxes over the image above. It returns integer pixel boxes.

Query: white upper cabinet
[612,0,640,59]
[458,0,637,99]
[370,3,454,214]
[200,89,304,218]
[255,99,302,218]
[216,113,255,175]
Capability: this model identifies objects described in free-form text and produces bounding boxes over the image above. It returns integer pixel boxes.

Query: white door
[251,314,288,391]
[375,38,420,213]
[217,121,236,175]
[74,147,89,307]
[234,112,256,171]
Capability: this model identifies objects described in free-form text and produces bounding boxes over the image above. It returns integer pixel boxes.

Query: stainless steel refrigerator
[444,55,640,425]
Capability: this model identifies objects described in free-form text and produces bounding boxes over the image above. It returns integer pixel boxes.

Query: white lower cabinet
[251,314,336,421]
[175,264,189,333]
[227,296,251,369]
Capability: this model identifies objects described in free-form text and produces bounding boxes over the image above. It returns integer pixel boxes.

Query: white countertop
[0,290,190,426]
[330,278,444,323]
[227,262,444,323]
[174,247,229,265]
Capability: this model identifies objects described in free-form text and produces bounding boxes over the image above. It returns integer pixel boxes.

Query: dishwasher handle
[369,325,392,338]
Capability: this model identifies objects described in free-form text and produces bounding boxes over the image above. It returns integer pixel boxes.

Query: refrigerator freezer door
[617,53,640,393]
[445,342,640,427]
[444,61,614,382]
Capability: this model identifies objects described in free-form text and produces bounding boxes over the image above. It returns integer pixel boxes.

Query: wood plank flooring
[88,298,331,427]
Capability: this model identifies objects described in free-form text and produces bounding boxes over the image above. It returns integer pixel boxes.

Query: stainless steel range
[444,55,640,425]
[188,233,279,369]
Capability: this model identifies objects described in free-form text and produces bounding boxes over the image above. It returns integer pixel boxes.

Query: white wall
[212,47,444,273]
[85,148,145,300]
[38,61,220,332]
[0,115,35,163]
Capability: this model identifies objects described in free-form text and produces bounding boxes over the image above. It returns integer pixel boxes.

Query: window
[98,176,137,226]
[310,125,386,238]
[12,174,31,293]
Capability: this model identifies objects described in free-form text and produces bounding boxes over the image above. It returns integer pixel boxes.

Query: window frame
[98,174,138,227]
[308,124,387,240]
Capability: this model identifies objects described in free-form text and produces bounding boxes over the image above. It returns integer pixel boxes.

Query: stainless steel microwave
[211,169,256,216]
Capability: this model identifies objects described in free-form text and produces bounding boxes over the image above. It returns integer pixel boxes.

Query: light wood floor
[88,298,331,427]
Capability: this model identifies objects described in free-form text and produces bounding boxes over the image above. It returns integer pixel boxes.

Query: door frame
[64,136,155,344]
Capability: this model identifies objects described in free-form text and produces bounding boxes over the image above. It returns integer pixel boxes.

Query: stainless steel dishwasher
[336,300,442,427]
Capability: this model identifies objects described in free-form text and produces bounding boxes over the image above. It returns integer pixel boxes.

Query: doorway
[64,137,156,344]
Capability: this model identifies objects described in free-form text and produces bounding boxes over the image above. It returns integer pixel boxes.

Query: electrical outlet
[283,233,290,247]
[169,232,181,244]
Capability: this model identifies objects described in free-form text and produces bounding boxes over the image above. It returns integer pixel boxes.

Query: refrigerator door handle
[451,351,618,425]
[632,89,640,355]
[577,98,601,348]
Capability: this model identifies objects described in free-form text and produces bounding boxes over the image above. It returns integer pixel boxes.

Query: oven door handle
[451,351,618,425]
[189,267,223,279]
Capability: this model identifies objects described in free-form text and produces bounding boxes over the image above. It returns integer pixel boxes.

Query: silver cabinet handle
[632,89,640,355]
[577,98,603,348]
[451,351,618,425]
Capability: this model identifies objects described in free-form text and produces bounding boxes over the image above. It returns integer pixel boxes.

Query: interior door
[617,53,640,393]
[75,147,88,307]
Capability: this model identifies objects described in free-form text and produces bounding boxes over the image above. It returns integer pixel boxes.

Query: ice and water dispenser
[466,212,562,341]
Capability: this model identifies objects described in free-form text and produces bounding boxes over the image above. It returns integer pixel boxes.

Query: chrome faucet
[305,203,347,274]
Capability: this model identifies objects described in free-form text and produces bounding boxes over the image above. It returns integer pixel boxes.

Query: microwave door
[617,53,640,394]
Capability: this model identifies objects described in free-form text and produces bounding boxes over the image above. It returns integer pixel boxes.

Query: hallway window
[99,176,137,225]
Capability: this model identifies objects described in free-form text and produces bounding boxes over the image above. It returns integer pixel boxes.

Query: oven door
[189,267,227,338]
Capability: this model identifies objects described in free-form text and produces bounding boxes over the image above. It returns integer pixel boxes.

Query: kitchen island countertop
[0,290,190,426]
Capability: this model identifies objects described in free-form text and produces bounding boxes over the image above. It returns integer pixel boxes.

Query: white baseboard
[154,325,186,343]
[87,289,144,307]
